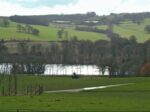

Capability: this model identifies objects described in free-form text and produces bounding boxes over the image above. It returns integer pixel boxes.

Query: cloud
[114,0,150,13]
[1,0,77,7]
[1,0,150,16]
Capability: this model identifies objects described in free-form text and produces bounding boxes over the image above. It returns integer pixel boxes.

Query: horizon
[3,11,150,17]
[1,0,150,16]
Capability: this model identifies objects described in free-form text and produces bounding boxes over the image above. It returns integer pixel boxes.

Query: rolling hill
[113,18,150,43]
[0,21,108,41]
[97,19,150,43]
[1,12,150,43]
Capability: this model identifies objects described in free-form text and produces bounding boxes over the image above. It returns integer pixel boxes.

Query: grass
[0,21,108,41]
[66,28,107,41]
[1,18,150,43]
[96,18,150,43]
[0,76,150,111]
[113,19,150,43]
[97,25,108,30]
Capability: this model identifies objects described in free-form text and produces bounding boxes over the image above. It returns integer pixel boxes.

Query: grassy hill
[97,18,150,43]
[1,18,150,43]
[113,19,150,43]
[0,21,108,41]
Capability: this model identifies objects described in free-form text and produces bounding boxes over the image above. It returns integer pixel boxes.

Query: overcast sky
[1,0,150,16]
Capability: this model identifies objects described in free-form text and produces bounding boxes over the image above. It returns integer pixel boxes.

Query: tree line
[75,26,107,34]
[17,24,40,36]
[10,12,150,26]
[10,12,97,26]
[0,18,10,27]
[0,35,150,76]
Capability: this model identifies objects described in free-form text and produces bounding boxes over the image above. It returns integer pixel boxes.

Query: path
[45,83,134,93]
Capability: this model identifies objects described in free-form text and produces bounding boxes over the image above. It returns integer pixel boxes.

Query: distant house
[53,21,71,24]
[84,21,99,23]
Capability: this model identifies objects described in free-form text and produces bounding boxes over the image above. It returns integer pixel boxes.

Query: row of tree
[57,28,68,40]
[75,26,106,34]
[17,24,40,36]
[10,12,97,26]
[0,74,44,96]
[0,18,10,27]
[10,12,150,26]
[0,35,150,76]
[144,25,150,33]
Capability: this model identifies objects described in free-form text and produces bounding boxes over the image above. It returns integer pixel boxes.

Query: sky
[1,0,150,16]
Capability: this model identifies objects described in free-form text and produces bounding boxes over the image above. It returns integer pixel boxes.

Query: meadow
[0,76,150,112]
[0,21,107,41]
[98,18,150,43]
[1,18,150,43]
[113,19,150,43]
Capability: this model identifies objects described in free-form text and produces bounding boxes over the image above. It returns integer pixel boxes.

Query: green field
[0,76,150,112]
[1,18,150,43]
[97,18,150,43]
[0,21,108,41]
[113,19,150,43]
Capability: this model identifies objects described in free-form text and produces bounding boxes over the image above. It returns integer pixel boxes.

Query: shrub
[141,63,150,76]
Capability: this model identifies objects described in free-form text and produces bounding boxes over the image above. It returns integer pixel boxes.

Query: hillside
[1,12,150,42]
[97,19,150,43]
[113,19,150,43]
[10,12,98,26]
[0,21,107,41]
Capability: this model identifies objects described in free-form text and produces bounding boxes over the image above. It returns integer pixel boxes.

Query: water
[44,64,109,76]
[0,63,12,74]
[0,64,109,76]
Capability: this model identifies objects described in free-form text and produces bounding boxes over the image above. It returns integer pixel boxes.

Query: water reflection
[0,64,109,76]
[44,64,109,76]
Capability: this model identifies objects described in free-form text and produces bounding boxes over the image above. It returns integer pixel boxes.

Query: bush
[141,63,150,76]
[144,25,150,33]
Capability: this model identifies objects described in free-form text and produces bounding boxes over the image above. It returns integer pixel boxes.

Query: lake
[0,64,109,76]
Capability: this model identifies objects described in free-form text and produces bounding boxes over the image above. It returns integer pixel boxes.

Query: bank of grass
[0,76,150,111]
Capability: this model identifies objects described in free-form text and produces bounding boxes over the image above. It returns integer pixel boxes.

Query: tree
[16,24,39,36]
[3,19,10,27]
[64,31,68,40]
[8,75,12,96]
[94,40,110,76]
[17,24,22,32]
[141,63,150,76]
[57,29,64,39]
[0,19,9,27]
[86,12,97,17]
[32,29,39,36]
[17,42,28,56]
[26,24,33,34]
[144,25,150,33]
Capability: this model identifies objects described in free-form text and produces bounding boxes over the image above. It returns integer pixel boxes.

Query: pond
[0,64,109,76]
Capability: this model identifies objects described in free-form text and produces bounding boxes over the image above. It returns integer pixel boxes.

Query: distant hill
[0,12,149,43]
[0,20,107,41]
[9,12,97,26]
[9,12,150,26]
